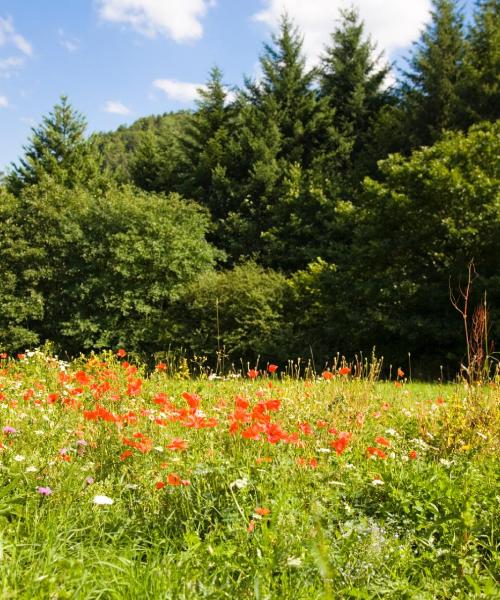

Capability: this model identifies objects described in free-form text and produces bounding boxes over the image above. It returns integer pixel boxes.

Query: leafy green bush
[173,262,289,365]
[2,179,219,354]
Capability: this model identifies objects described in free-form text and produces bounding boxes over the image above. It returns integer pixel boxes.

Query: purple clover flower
[3,426,16,434]
[36,486,52,496]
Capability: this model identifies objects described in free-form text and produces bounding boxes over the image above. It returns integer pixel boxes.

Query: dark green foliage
[0,188,43,351]
[281,122,500,372]
[462,0,500,124]
[402,0,467,147]
[319,8,391,184]
[6,96,105,195]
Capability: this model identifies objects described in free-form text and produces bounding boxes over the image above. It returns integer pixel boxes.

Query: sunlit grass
[0,351,498,598]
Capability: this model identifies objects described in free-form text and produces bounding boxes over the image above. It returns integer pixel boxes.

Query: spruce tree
[179,66,233,218]
[463,0,500,123]
[402,0,466,147]
[246,14,319,165]
[319,8,390,185]
[6,96,102,194]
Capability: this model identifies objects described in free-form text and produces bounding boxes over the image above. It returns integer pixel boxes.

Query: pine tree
[179,66,233,218]
[402,0,466,147]
[246,14,319,165]
[463,0,500,123]
[319,8,390,184]
[6,96,102,194]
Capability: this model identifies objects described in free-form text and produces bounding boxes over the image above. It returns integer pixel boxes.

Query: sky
[0,0,476,172]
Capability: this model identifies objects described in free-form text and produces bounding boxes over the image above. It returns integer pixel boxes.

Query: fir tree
[6,95,102,194]
[319,8,390,184]
[463,0,500,123]
[402,0,466,147]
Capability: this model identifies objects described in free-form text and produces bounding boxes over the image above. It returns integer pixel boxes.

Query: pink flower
[37,486,52,496]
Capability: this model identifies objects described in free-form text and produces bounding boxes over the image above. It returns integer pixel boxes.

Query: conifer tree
[463,0,500,123]
[6,96,102,194]
[246,14,319,165]
[402,0,466,147]
[179,66,233,218]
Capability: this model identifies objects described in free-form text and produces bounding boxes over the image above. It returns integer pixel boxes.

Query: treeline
[1,0,499,376]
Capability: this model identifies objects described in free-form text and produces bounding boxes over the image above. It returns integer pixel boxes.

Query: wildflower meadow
[0,350,498,598]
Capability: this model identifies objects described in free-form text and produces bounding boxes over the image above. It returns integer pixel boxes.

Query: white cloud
[253,0,431,63]
[0,56,24,76]
[0,16,32,56]
[153,78,205,103]
[97,0,215,43]
[104,100,132,115]
[58,29,80,52]
[0,95,8,108]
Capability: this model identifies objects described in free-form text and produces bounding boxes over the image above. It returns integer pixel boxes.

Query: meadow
[0,350,498,599]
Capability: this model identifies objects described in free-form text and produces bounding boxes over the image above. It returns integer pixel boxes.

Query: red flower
[331,431,352,455]
[166,438,188,451]
[267,364,278,373]
[181,391,201,412]
[75,371,91,385]
[116,349,127,358]
[247,369,259,379]
[156,362,167,371]
[366,446,387,459]
[155,481,166,490]
[375,436,391,447]
[409,450,417,460]
[322,371,333,380]
[247,519,256,533]
[167,473,190,486]
[397,368,404,378]
[339,367,351,376]
[120,450,133,461]
[254,507,270,516]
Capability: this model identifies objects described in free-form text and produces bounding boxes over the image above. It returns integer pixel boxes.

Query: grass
[0,350,498,599]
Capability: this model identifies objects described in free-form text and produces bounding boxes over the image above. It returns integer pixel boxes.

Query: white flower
[14,455,25,462]
[93,495,114,505]
[287,556,302,567]
[372,478,384,486]
[229,477,249,490]
[26,466,37,473]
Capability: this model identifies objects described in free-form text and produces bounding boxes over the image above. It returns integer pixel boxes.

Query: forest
[0,0,499,378]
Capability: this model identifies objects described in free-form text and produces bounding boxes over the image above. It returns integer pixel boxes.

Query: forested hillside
[1,0,499,377]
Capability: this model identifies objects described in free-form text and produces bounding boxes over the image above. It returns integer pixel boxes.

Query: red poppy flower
[116,349,127,358]
[366,446,387,459]
[156,362,167,371]
[181,391,201,412]
[409,450,417,460]
[322,371,333,380]
[267,364,278,373]
[166,438,188,451]
[248,369,259,379]
[339,367,351,376]
[255,507,270,516]
[375,436,391,447]
[155,481,165,490]
[397,368,404,378]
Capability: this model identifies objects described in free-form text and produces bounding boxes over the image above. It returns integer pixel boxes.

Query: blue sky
[0,0,475,172]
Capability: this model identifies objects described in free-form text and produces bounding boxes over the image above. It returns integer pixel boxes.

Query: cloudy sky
[0,0,475,172]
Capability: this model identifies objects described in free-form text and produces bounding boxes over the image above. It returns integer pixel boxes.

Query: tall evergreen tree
[246,14,319,165]
[179,66,233,219]
[463,0,500,124]
[319,7,390,169]
[6,96,103,194]
[402,0,466,147]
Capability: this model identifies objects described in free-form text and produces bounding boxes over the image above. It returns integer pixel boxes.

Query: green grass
[0,351,498,599]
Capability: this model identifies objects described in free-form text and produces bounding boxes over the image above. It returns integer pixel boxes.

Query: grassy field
[0,350,498,599]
